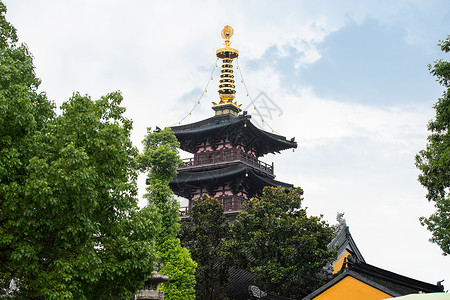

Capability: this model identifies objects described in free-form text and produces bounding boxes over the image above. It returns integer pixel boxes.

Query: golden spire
[212,25,241,116]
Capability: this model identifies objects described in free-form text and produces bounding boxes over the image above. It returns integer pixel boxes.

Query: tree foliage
[138,128,196,300]
[0,3,160,298]
[157,238,197,300]
[231,187,336,299]
[180,195,231,300]
[416,36,450,255]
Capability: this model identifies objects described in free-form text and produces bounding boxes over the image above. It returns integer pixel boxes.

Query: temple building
[305,216,445,300]
[169,25,297,221]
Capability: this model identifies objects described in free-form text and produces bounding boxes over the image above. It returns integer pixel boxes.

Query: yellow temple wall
[312,276,392,300]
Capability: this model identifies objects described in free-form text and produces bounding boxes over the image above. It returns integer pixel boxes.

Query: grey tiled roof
[170,114,297,156]
[171,164,293,190]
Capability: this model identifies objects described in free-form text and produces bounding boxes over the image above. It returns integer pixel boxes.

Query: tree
[180,195,232,300]
[415,36,450,256]
[0,2,159,298]
[138,128,196,300]
[231,187,336,299]
[156,238,197,300]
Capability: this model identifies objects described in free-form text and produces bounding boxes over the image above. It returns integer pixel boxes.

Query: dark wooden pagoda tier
[170,164,294,220]
[171,114,297,156]
[170,113,297,221]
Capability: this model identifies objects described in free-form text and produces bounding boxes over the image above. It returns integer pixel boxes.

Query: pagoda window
[233,194,248,211]
[222,197,233,211]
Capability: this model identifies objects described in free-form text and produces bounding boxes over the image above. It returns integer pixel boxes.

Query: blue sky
[4,0,450,290]
[300,18,437,105]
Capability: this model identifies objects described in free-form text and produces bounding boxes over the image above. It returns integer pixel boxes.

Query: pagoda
[169,26,297,221]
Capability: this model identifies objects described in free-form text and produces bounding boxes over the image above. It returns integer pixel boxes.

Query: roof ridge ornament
[212,25,242,117]
[333,212,347,236]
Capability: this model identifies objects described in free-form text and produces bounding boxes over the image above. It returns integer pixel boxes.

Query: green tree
[157,238,197,300]
[415,36,450,255]
[0,3,159,298]
[180,195,231,300]
[1,2,54,295]
[231,187,335,299]
[139,128,196,300]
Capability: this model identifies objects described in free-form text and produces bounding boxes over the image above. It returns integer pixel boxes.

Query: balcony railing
[178,149,274,175]
[179,201,242,218]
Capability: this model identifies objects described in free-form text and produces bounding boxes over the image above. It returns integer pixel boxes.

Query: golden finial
[221,25,234,46]
[212,25,241,116]
[216,25,239,59]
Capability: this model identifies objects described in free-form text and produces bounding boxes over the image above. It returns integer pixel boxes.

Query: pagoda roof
[170,114,297,156]
[170,164,294,196]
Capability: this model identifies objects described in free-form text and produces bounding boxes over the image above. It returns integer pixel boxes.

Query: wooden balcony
[179,201,243,219]
[178,149,274,176]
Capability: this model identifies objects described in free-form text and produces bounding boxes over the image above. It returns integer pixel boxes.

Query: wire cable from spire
[171,57,219,126]
[235,58,280,134]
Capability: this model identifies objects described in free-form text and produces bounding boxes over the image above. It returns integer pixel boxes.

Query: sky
[3,0,450,290]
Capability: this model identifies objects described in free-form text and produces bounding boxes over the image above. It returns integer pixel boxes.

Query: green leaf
[416,35,450,255]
